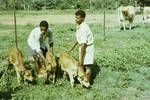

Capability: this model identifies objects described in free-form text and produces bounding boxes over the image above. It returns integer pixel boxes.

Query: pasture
[0,10,150,100]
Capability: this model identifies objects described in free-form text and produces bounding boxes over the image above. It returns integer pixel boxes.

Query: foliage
[0,0,147,10]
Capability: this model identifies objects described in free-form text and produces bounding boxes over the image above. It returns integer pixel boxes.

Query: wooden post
[103,0,106,40]
[89,0,91,10]
[13,0,18,47]
[45,0,47,10]
[28,5,30,14]
[80,0,84,9]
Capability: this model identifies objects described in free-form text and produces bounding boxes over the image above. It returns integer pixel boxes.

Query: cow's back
[46,51,57,69]
[59,52,77,71]
[8,47,25,71]
[127,6,135,16]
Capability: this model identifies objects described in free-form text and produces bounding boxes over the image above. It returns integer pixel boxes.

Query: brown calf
[8,48,34,84]
[59,52,90,88]
[38,50,57,84]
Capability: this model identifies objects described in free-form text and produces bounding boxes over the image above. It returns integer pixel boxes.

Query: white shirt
[76,22,94,65]
[27,27,53,53]
[76,22,94,45]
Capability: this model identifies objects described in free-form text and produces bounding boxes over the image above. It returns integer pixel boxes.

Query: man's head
[40,20,49,34]
[75,10,86,25]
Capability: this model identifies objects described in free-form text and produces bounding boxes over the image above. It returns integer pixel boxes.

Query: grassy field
[0,10,150,100]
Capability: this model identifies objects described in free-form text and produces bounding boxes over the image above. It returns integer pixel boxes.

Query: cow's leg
[129,18,132,30]
[123,21,126,31]
[17,71,21,83]
[129,22,132,30]
[46,72,50,82]
[143,15,149,24]
[77,76,83,86]
[14,66,21,84]
[52,72,56,84]
[143,15,145,23]
[63,71,67,79]
[68,73,74,88]
[33,55,40,74]
[119,20,121,30]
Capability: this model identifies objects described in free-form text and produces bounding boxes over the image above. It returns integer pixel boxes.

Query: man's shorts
[28,46,37,56]
[79,45,94,65]
[28,46,47,56]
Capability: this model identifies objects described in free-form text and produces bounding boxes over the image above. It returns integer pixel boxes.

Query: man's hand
[78,62,84,67]
[49,47,54,55]
[65,49,71,54]
[37,52,47,66]
[67,41,78,53]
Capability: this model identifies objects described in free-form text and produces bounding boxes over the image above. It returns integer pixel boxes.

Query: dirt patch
[0,14,143,26]
[0,15,100,25]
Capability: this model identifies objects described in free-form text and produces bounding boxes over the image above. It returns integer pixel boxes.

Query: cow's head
[46,51,57,70]
[78,66,90,88]
[23,69,34,82]
[122,10,128,17]
[38,67,47,78]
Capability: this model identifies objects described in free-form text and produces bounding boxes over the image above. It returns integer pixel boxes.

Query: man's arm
[49,42,54,55]
[79,43,87,66]
[68,41,78,53]
[38,51,45,60]
[47,28,54,55]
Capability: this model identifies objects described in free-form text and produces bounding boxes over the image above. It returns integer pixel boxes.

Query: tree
[136,0,150,6]
[0,0,147,10]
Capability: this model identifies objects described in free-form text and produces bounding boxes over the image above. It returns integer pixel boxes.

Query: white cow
[134,6,141,14]
[143,7,150,23]
[118,6,135,30]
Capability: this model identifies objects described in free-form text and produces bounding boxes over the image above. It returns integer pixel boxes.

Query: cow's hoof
[83,85,91,89]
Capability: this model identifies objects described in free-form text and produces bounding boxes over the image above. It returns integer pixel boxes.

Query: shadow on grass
[0,71,3,78]
[0,85,24,100]
[0,90,12,100]
[120,25,139,31]
[91,61,101,85]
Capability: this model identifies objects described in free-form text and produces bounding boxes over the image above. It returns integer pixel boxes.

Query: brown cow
[38,50,57,84]
[8,48,34,84]
[59,52,90,88]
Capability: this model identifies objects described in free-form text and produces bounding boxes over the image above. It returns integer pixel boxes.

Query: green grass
[0,23,150,100]
[0,10,118,18]
[0,10,104,16]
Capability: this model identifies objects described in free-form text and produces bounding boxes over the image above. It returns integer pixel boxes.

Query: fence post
[103,0,106,40]
[13,0,18,48]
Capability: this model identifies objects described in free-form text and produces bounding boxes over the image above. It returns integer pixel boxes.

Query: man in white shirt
[68,10,94,85]
[27,20,54,74]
